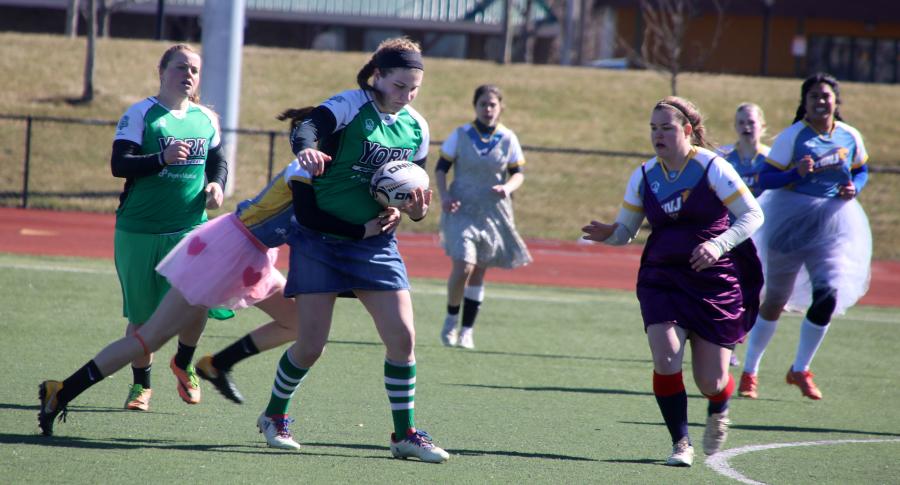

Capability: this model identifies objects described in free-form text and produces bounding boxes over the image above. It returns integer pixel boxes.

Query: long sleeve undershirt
[110,140,228,189]
[290,181,365,239]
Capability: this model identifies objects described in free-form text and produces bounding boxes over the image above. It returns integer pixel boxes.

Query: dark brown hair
[356,37,422,93]
[654,96,712,149]
[793,72,843,124]
[472,84,503,106]
[276,107,317,131]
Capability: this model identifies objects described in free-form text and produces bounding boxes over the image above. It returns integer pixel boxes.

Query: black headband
[658,102,691,125]
[375,50,424,71]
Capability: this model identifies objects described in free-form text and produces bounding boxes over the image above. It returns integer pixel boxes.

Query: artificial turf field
[1,253,898,484]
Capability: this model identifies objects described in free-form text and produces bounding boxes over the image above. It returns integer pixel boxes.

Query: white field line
[705,438,900,484]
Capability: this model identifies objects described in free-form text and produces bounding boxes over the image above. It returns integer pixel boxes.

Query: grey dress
[439,123,532,269]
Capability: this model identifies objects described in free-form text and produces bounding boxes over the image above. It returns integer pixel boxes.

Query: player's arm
[204,144,228,189]
[757,161,803,189]
[110,140,167,178]
[289,180,365,239]
[851,163,869,193]
[708,160,764,256]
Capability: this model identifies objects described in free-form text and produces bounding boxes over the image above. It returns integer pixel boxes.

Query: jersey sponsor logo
[354,141,413,172]
[157,167,200,181]
[812,147,849,172]
[117,115,129,131]
[157,136,209,165]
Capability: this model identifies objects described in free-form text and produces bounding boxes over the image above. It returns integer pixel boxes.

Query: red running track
[1,207,897,307]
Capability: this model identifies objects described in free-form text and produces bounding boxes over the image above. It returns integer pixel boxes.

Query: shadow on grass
[449,383,653,397]
[619,420,900,437]
[329,339,650,364]
[308,441,595,461]
[0,402,179,416]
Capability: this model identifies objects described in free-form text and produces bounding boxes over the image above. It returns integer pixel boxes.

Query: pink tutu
[157,213,286,309]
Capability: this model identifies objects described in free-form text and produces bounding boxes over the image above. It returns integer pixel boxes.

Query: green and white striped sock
[384,359,416,437]
[264,350,308,417]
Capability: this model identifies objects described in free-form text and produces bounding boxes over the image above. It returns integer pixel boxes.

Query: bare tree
[622,0,727,95]
[81,0,97,103]
[65,0,80,37]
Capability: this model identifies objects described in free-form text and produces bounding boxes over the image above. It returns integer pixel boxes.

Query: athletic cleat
[729,353,741,367]
[390,428,449,463]
[440,317,458,347]
[786,367,822,400]
[738,372,758,399]
[457,327,475,350]
[38,380,68,436]
[257,413,301,450]
[170,357,201,404]
[195,355,244,404]
[703,411,730,455]
[665,436,694,467]
[124,384,153,411]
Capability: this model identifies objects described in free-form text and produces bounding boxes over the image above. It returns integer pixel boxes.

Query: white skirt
[753,189,871,316]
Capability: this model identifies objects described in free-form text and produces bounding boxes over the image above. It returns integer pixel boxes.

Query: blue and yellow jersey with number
[234,161,300,248]
[766,120,867,198]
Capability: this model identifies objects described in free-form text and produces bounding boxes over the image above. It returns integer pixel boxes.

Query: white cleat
[457,327,475,350]
[665,436,694,467]
[703,411,730,455]
[390,429,449,463]
[440,317,458,347]
[257,412,301,450]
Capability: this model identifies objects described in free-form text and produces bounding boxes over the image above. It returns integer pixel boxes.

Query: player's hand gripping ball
[370,160,430,208]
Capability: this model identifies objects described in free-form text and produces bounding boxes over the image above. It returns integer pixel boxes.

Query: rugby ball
[370,160,430,207]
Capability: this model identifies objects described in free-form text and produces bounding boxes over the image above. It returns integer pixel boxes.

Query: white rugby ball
[370,160,430,207]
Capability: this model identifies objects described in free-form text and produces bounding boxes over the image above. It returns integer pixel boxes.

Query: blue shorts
[284,224,409,296]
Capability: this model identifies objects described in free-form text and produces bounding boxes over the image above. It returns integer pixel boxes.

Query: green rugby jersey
[113,97,220,234]
[315,89,429,224]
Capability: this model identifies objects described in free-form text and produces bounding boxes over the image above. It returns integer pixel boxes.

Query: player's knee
[806,287,837,325]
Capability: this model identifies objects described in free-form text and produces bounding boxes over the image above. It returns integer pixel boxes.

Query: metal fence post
[22,116,32,208]
[267,131,276,181]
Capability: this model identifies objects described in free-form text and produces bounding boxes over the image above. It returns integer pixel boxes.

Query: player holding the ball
[255,37,449,463]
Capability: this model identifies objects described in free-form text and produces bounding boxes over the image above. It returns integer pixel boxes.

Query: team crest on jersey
[812,147,849,172]
[354,141,413,172]
[365,118,376,132]
[650,181,660,194]
[660,189,690,218]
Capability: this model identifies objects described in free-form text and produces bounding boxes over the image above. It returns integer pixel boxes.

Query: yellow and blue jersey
[622,146,749,220]
[766,120,867,198]
[235,161,299,248]
[718,143,770,197]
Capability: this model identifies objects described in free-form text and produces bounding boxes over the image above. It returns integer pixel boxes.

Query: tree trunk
[65,0,80,37]
[670,71,678,96]
[82,0,96,102]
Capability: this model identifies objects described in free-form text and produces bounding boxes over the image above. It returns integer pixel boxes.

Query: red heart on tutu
[187,237,206,255]
[242,266,262,287]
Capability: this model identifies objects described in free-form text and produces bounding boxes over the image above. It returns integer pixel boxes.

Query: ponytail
[276,106,317,131]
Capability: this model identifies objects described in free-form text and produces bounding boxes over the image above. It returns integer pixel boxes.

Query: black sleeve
[110,140,165,178]
[291,181,366,239]
[435,156,452,173]
[289,106,337,155]
[204,144,228,188]
[507,164,522,176]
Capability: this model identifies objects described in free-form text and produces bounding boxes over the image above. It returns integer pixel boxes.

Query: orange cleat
[738,372,758,399]
[786,367,822,400]
[170,357,201,404]
[124,384,152,411]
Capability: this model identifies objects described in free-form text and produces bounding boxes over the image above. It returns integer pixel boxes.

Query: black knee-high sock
[653,371,689,444]
[212,334,260,371]
[58,360,104,406]
[173,341,196,370]
[132,364,151,388]
[461,298,481,328]
[447,304,460,316]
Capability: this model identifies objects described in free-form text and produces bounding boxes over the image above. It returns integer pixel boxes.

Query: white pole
[200,0,245,196]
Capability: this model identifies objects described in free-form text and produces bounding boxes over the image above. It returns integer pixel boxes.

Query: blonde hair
[735,102,767,138]
[158,44,201,104]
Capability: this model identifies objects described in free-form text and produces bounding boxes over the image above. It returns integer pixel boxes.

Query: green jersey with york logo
[315,89,429,225]
[113,97,220,234]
